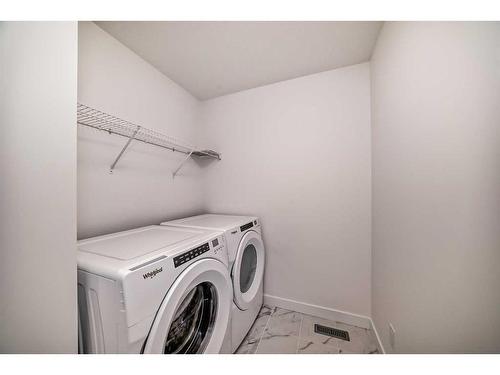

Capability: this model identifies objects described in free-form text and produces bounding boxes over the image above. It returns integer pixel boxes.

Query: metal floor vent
[314,324,350,341]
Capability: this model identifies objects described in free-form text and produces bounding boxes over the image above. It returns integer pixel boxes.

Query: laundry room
[2,2,500,371]
[76,20,374,355]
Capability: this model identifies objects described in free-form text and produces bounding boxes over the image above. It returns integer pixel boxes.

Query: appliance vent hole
[314,324,350,341]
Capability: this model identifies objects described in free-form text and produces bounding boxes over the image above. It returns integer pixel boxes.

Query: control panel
[240,220,257,232]
[173,242,210,268]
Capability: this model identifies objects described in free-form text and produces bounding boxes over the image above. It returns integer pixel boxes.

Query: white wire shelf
[77,103,220,175]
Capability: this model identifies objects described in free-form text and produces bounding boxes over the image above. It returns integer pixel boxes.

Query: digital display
[212,238,219,247]
[240,222,254,232]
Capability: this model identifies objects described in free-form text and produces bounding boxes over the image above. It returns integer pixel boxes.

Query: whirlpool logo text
[143,267,163,279]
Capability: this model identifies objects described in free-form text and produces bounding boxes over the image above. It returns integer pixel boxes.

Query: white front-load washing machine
[77,225,233,354]
[161,214,265,353]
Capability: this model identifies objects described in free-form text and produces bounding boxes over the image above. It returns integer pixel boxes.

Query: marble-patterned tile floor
[236,305,381,354]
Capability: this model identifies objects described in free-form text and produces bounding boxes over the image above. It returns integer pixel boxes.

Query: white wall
[78,22,204,239]
[79,22,372,320]
[199,63,372,317]
[371,22,500,353]
[0,22,78,353]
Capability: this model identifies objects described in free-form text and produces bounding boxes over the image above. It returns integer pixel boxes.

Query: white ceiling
[96,21,383,100]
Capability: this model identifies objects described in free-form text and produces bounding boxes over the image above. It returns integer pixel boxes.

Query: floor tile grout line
[295,314,304,354]
[254,306,274,354]
[238,305,272,354]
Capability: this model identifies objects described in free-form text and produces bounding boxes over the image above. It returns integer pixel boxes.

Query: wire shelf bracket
[109,125,141,174]
[172,149,194,178]
[76,103,221,176]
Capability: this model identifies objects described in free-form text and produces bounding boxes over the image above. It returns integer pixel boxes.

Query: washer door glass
[232,230,265,310]
[164,282,217,354]
[239,244,257,294]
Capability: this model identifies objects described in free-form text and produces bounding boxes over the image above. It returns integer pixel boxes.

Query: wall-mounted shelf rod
[77,103,221,175]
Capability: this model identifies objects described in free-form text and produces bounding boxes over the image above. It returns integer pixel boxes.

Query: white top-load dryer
[77,225,233,354]
[161,214,265,352]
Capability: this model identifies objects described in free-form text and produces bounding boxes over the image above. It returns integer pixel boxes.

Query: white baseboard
[264,294,371,329]
[368,318,386,354]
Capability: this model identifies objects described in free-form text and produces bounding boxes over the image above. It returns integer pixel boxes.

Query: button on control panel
[173,242,210,268]
[212,236,224,255]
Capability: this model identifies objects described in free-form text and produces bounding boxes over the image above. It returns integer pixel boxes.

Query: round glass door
[143,258,232,354]
[232,231,265,310]
[239,244,257,294]
[164,282,217,354]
